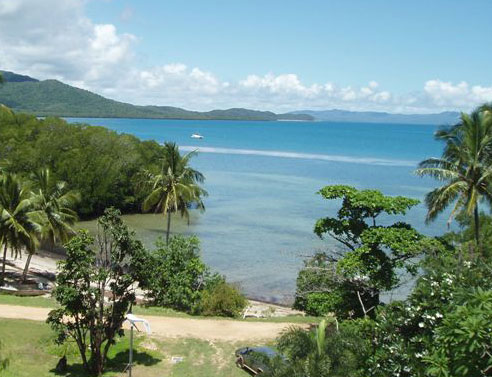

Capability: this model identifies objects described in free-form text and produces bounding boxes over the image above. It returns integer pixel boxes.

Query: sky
[1,0,492,113]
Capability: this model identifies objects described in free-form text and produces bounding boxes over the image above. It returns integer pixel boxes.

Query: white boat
[191,133,204,139]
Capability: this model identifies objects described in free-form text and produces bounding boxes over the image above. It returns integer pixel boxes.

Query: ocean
[68,118,448,303]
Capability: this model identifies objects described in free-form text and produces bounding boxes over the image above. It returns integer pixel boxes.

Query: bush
[268,318,368,377]
[294,252,376,318]
[141,235,210,313]
[199,281,247,318]
[357,249,492,377]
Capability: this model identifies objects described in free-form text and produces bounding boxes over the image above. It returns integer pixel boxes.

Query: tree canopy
[0,107,165,218]
[296,185,442,318]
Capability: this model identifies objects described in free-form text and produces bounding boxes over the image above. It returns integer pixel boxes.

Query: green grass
[0,318,250,377]
[0,295,320,324]
[0,293,57,308]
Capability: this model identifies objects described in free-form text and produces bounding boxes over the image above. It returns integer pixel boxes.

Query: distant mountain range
[290,109,460,125]
[0,70,312,121]
[0,70,461,124]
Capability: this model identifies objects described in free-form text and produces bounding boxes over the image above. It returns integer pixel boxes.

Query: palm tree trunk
[166,211,171,245]
[474,206,480,254]
[22,252,33,283]
[0,243,7,286]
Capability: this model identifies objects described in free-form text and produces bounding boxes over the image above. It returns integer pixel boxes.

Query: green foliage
[424,289,492,377]
[0,172,38,285]
[0,107,164,217]
[294,252,367,318]
[357,247,492,377]
[442,211,492,258]
[416,106,492,249]
[47,208,147,376]
[296,185,439,319]
[28,168,80,248]
[141,142,207,244]
[22,168,80,280]
[199,281,247,318]
[140,235,244,317]
[268,319,367,377]
[140,235,211,313]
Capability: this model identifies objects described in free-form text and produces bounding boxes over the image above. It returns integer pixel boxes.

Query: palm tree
[142,142,207,244]
[22,169,79,281]
[0,173,37,286]
[271,319,361,377]
[415,108,492,249]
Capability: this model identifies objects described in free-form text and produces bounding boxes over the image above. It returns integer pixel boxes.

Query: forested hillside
[0,70,312,121]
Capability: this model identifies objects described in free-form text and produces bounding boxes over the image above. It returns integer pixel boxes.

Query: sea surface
[68,118,449,303]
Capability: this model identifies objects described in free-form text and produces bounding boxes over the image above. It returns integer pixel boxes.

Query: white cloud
[1,1,491,113]
[0,0,135,87]
[424,80,492,108]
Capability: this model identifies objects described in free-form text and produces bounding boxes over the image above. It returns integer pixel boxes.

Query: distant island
[0,70,313,121]
[0,70,461,124]
[290,109,460,125]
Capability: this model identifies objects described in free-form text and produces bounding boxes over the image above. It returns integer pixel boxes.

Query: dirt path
[0,304,305,342]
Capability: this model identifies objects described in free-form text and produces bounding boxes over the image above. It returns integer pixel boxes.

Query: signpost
[124,314,151,377]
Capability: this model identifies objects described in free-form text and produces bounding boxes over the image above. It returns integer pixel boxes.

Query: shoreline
[4,250,301,316]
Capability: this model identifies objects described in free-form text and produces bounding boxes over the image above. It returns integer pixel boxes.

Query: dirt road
[0,304,304,342]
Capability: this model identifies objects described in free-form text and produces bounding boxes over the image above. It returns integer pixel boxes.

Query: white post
[125,313,150,377]
[129,324,133,377]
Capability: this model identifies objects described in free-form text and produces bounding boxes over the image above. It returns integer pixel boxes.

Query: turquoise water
[68,118,446,303]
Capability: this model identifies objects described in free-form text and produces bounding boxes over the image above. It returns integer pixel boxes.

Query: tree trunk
[474,206,480,255]
[0,243,7,286]
[166,211,171,245]
[22,252,34,283]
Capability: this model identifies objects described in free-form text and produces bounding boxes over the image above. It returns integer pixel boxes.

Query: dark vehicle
[235,346,283,375]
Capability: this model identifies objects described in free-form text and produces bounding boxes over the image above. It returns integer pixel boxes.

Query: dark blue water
[69,118,446,303]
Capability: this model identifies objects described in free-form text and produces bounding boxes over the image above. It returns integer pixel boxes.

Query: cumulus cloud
[423,80,492,108]
[0,0,135,87]
[1,0,491,113]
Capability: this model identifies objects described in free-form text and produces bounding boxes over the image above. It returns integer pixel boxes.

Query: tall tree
[294,185,442,318]
[22,169,80,281]
[142,142,207,244]
[415,108,492,249]
[0,173,37,286]
[47,208,147,376]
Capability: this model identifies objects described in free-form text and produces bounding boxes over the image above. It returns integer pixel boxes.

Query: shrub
[141,235,210,313]
[357,249,492,377]
[199,281,247,318]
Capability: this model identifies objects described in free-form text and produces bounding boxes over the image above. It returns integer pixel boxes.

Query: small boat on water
[191,133,204,139]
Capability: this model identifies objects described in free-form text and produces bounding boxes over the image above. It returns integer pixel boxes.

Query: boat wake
[179,146,417,167]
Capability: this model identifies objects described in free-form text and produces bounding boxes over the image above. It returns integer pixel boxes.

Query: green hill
[0,70,313,121]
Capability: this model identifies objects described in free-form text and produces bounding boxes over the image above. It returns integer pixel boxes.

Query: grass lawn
[0,318,251,377]
[0,294,320,324]
[0,293,57,308]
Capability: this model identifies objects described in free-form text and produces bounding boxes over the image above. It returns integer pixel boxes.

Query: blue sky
[1,0,492,112]
[85,0,492,91]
